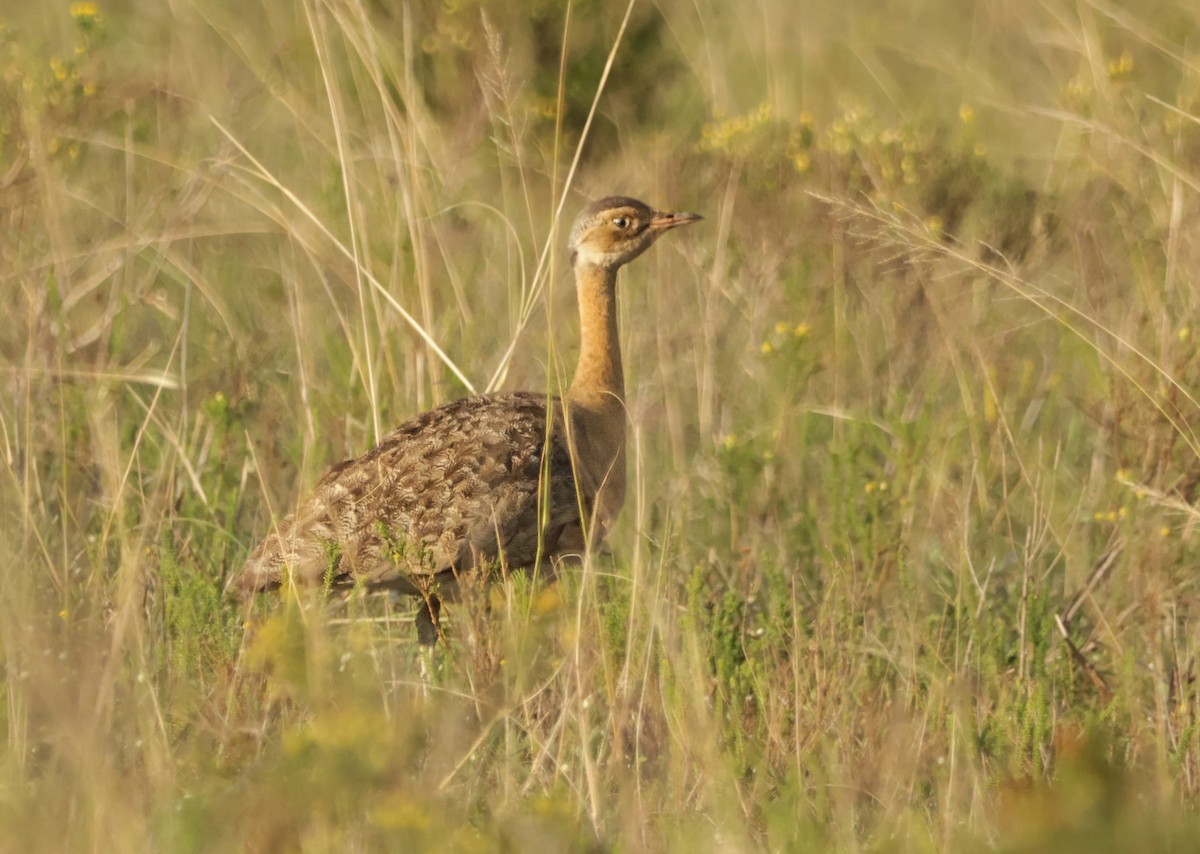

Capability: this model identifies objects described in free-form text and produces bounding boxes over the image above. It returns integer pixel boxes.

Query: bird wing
[228,392,587,596]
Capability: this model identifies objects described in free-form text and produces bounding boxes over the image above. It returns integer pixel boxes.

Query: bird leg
[415,593,442,647]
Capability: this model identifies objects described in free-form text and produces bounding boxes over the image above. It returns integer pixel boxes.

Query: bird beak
[649,210,703,231]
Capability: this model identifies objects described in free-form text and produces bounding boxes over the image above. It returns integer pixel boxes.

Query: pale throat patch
[571,241,622,268]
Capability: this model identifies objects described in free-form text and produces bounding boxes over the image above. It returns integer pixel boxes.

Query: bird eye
[611,216,630,228]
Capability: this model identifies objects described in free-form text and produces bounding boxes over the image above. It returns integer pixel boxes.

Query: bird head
[568,196,702,270]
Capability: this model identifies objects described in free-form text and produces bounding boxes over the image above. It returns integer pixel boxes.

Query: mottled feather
[231,392,588,596]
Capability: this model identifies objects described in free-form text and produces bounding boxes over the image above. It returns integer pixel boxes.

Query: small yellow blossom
[1065,78,1093,99]
[58,609,69,620]
[70,2,99,20]
[698,103,773,154]
[534,587,561,615]
[721,434,738,451]
[775,321,790,335]
[50,57,67,81]
[878,481,889,491]
[793,323,809,338]
[925,215,944,235]
[760,341,774,354]
[864,482,876,494]
[1107,51,1134,80]
[1159,526,1171,537]
[1115,468,1131,481]
[841,106,865,125]
[1179,326,1190,341]
[959,103,975,124]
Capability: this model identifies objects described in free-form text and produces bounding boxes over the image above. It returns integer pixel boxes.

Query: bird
[227,196,702,647]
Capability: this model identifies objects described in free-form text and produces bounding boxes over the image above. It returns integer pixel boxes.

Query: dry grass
[3,0,1200,850]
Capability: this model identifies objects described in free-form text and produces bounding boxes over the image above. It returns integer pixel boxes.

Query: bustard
[228,196,701,645]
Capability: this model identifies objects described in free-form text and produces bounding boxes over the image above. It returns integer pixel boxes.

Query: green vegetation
[3,0,1200,849]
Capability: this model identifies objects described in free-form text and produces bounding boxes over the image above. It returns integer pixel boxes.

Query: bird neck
[567,261,624,410]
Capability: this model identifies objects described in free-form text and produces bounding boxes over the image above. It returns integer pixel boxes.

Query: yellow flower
[534,587,562,615]
[760,341,774,354]
[698,103,772,154]
[70,2,99,20]
[1065,78,1093,99]
[1179,326,1190,341]
[959,103,975,124]
[1107,51,1134,80]
[793,323,809,338]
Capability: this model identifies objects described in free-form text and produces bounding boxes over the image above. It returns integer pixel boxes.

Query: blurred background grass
[3,0,1200,850]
